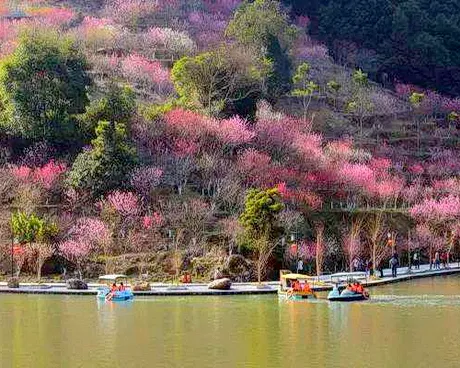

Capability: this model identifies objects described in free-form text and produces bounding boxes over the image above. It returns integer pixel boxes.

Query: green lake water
[2,276,460,368]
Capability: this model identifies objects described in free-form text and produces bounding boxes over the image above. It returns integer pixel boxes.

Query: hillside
[0,0,460,282]
[282,0,460,96]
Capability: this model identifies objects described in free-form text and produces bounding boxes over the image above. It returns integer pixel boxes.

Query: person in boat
[118,282,125,291]
[292,280,302,292]
[110,283,118,292]
[355,282,364,294]
[302,282,311,293]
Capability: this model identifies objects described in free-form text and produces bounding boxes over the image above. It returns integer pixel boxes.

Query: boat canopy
[281,273,316,280]
[98,274,129,281]
[328,272,367,282]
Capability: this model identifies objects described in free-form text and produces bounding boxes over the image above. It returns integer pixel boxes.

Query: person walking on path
[297,259,304,274]
[434,251,441,270]
[390,254,399,278]
[413,251,420,270]
[352,258,360,272]
[366,259,373,277]
[441,252,448,268]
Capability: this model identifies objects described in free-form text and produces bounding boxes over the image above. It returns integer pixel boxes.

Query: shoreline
[1,264,459,296]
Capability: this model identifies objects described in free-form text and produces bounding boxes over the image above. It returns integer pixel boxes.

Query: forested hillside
[283,0,460,96]
[0,0,459,282]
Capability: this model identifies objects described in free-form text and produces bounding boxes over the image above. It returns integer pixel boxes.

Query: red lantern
[290,243,298,254]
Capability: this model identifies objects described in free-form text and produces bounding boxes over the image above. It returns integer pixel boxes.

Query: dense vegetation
[0,0,460,283]
[283,0,460,96]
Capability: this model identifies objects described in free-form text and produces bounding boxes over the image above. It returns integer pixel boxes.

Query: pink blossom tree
[410,195,460,264]
[105,191,141,218]
[60,217,111,277]
[121,54,172,95]
[130,166,163,200]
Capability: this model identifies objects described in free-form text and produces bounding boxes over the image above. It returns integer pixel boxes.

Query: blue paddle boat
[327,272,369,302]
[97,274,134,302]
[327,285,369,302]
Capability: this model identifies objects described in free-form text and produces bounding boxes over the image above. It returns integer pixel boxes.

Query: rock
[7,277,19,288]
[66,278,88,290]
[208,278,232,290]
[132,282,151,291]
[224,254,254,282]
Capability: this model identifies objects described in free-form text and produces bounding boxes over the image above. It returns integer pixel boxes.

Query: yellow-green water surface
[2,276,460,368]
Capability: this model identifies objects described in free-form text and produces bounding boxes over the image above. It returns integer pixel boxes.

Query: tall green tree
[226,0,296,100]
[292,62,319,121]
[0,30,91,144]
[80,84,136,140]
[239,187,284,283]
[11,211,58,279]
[172,47,263,118]
[67,121,138,197]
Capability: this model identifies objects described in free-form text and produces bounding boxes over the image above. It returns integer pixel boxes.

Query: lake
[1,276,460,368]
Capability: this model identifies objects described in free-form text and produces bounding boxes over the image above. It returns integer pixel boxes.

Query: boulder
[132,282,151,291]
[208,278,232,290]
[7,277,19,288]
[66,278,88,290]
[224,254,254,282]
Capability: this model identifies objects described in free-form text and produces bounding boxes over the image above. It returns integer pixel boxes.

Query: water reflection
[1,276,460,367]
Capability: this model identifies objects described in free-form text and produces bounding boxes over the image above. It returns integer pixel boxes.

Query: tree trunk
[315,222,324,277]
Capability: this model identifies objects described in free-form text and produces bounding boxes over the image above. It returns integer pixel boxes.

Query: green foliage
[352,69,368,86]
[291,62,318,118]
[227,0,294,100]
[0,29,90,144]
[448,111,459,123]
[292,62,318,95]
[327,80,341,93]
[226,0,297,50]
[239,187,284,240]
[409,92,425,107]
[266,35,292,99]
[67,120,138,197]
[11,211,58,243]
[171,48,262,118]
[312,0,460,95]
[140,100,178,121]
[80,84,136,139]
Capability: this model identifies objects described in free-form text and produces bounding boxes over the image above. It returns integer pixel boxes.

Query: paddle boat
[327,272,369,302]
[97,274,134,302]
[278,271,318,300]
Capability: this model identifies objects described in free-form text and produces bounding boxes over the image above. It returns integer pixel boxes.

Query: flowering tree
[127,212,164,277]
[60,217,111,277]
[144,27,196,59]
[343,215,364,272]
[104,0,159,29]
[121,54,172,95]
[28,7,75,28]
[77,17,117,51]
[237,149,272,187]
[410,195,460,264]
[104,191,140,218]
[11,160,66,190]
[130,166,163,201]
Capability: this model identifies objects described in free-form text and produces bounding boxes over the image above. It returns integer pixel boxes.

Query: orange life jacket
[292,281,301,291]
